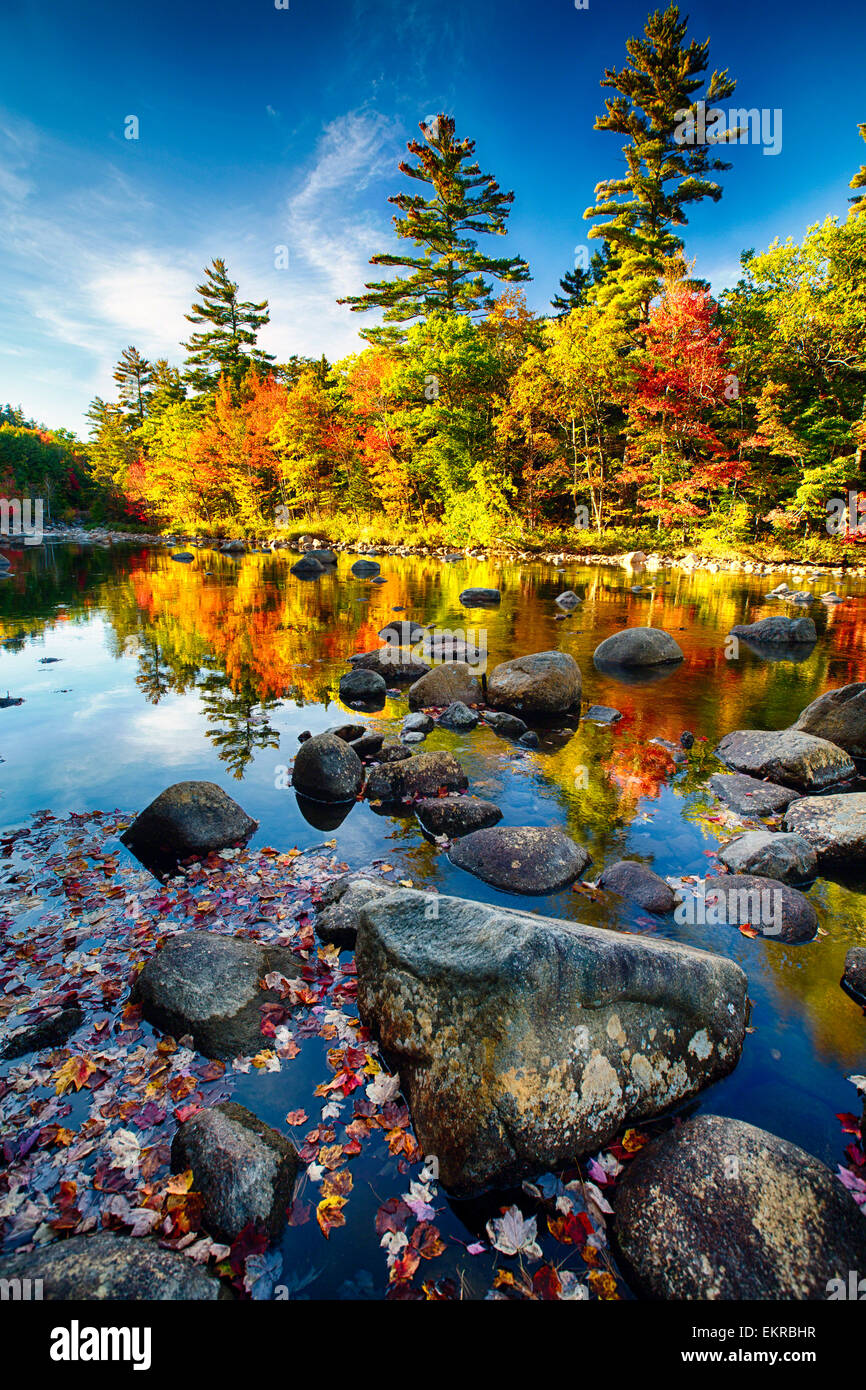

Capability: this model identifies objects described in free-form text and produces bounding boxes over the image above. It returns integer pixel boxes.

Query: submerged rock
[408,661,482,710]
[458,587,501,607]
[481,710,528,739]
[365,750,468,802]
[554,590,581,609]
[708,772,798,816]
[728,614,817,645]
[291,732,364,803]
[0,1232,223,1300]
[702,873,818,943]
[356,891,747,1193]
[584,704,622,724]
[0,1006,84,1061]
[613,1114,866,1300]
[717,830,817,885]
[715,729,855,792]
[448,825,590,893]
[415,795,502,838]
[784,792,866,866]
[593,627,684,669]
[351,558,381,577]
[792,682,866,758]
[121,782,258,865]
[486,651,581,715]
[842,947,866,1004]
[133,932,304,1060]
[598,861,678,913]
[171,1102,299,1242]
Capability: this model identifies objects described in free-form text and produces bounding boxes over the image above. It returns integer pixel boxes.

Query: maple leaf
[53,1055,98,1095]
[316,1193,347,1238]
[486,1205,542,1260]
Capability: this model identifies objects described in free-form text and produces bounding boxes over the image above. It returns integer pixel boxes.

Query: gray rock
[437,700,479,731]
[702,873,818,943]
[324,722,366,743]
[449,825,590,893]
[348,731,384,759]
[378,620,425,645]
[356,891,747,1193]
[171,551,195,563]
[133,932,304,1060]
[402,712,434,735]
[593,627,684,669]
[792,682,866,758]
[348,647,430,683]
[351,558,381,577]
[554,590,581,609]
[708,772,798,815]
[366,750,468,802]
[481,710,528,739]
[784,792,866,866]
[729,614,817,644]
[291,732,364,802]
[121,782,258,862]
[0,1232,223,1300]
[518,730,540,748]
[613,1114,866,1300]
[718,831,817,885]
[290,554,324,577]
[408,661,482,710]
[171,1102,298,1242]
[0,1006,84,1061]
[585,705,622,724]
[715,729,855,791]
[599,861,678,913]
[373,742,414,763]
[487,651,581,715]
[338,668,387,702]
[312,548,337,565]
[315,876,394,946]
[401,731,426,745]
[843,947,866,1003]
[415,795,502,838]
[458,587,501,607]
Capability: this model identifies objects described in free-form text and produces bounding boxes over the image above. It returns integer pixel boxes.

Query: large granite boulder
[708,772,798,816]
[486,651,581,715]
[700,874,818,943]
[593,627,684,669]
[729,614,817,645]
[784,792,866,866]
[291,732,364,802]
[0,1232,222,1299]
[448,825,590,893]
[415,795,502,838]
[715,729,855,792]
[365,750,467,803]
[314,875,393,946]
[598,861,678,913]
[171,1102,299,1242]
[290,554,324,578]
[356,891,748,1193]
[408,661,482,710]
[792,682,866,758]
[351,557,380,577]
[613,1114,866,1300]
[121,782,258,864]
[133,932,304,1060]
[717,831,817,885]
[842,947,866,1004]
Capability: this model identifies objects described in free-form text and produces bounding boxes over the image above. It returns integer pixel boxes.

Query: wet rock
[487,651,581,715]
[708,772,798,815]
[121,782,258,865]
[792,682,866,758]
[408,661,482,710]
[348,731,385,759]
[784,792,866,866]
[171,551,195,563]
[598,861,678,913]
[679,731,695,749]
[290,554,324,578]
[373,742,413,763]
[366,750,468,802]
[518,730,540,748]
[401,731,425,745]
[402,712,434,735]
[356,891,747,1193]
[0,1006,84,1061]
[729,614,817,644]
[311,548,337,565]
[449,825,590,893]
[351,558,381,577]
[481,710,528,739]
[613,1114,866,1300]
[593,627,684,669]
[378,620,425,645]
[171,1102,299,1242]
[0,1232,223,1300]
[715,729,855,792]
[718,831,817,885]
[584,705,622,724]
[702,873,818,943]
[842,947,866,1004]
[348,648,430,683]
[338,668,387,703]
[437,700,479,731]
[554,590,581,609]
[291,732,364,802]
[324,722,366,743]
[458,587,501,607]
[650,737,687,765]
[315,876,394,946]
[621,550,647,570]
[133,932,304,1060]
[415,795,502,838]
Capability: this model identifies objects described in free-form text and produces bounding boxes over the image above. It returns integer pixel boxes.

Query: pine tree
[551,267,593,317]
[850,124,866,214]
[113,346,152,422]
[146,359,186,415]
[584,4,737,325]
[339,115,529,343]
[183,258,274,395]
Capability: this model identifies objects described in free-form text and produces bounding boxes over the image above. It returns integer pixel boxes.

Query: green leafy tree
[183,258,274,395]
[340,115,529,343]
[850,123,866,214]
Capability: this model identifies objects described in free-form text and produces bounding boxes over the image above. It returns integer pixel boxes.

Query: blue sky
[1,0,864,434]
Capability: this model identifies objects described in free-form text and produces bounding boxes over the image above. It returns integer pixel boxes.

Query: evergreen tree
[584,4,737,325]
[339,115,529,343]
[146,359,186,415]
[850,123,866,214]
[183,258,274,395]
[551,266,593,317]
[113,346,152,422]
